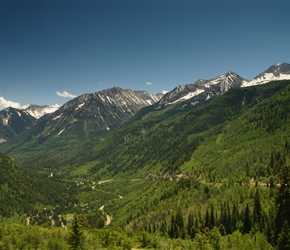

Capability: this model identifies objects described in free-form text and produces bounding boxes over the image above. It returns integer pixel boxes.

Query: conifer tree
[277,221,290,250]
[253,187,262,230]
[175,208,185,238]
[274,165,290,243]
[231,204,239,232]
[242,204,252,234]
[187,211,194,236]
[67,213,84,250]
[169,214,176,238]
[210,204,215,229]
[205,210,210,228]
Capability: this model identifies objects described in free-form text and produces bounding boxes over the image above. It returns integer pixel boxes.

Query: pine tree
[187,211,194,236]
[253,187,262,230]
[210,204,215,229]
[274,165,290,243]
[220,203,227,233]
[175,208,185,238]
[205,210,210,228]
[226,203,232,233]
[277,221,290,250]
[67,213,84,250]
[242,204,252,234]
[169,213,176,238]
[231,204,239,232]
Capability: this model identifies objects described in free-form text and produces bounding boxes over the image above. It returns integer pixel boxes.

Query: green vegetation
[1,80,290,249]
[0,152,77,217]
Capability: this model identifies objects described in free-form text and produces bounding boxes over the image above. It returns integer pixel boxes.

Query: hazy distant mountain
[21,104,60,119]
[134,91,161,105]
[0,107,37,143]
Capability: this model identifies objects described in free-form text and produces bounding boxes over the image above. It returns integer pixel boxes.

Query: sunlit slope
[88,80,290,178]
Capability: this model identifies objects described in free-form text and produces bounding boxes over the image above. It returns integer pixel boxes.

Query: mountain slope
[49,79,290,242]
[0,152,71,217]
[1,63,290,172]
[85,80,290,178]
[26,87,160,140]
[1,80,290,250]
[156,71,247,108]
[0,87,161,169]
[0,107,37,143]
[151,62,290,112]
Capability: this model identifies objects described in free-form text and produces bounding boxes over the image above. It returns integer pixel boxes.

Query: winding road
[99,205,112,226]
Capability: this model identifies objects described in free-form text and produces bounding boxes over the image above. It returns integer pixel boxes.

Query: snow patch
[52,113,63,120]
[21,104,60,119]
[75,103,85,111]
[242,73,290,87]
[170,89,205,105]
[57,128,65,137]
[2,117,9,125]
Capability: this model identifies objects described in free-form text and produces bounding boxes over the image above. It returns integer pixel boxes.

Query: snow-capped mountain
[27,87,161,140]
[0,88,161,143]
[21,104,60,119]
[156,71,247,108]
[1,62,289,143]
[242,62,290,87]
[155,62,290,109]
[134,91,161,105]
[0,107,37,142]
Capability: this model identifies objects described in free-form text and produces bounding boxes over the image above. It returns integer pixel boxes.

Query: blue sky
[0,0,290,109]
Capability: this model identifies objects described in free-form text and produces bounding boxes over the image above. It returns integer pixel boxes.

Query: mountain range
[1,62,290,249]
[1,62,289,145]
[0,62,290,167]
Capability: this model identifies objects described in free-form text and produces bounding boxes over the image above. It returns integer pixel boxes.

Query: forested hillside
[1,80,290,249]
[0,152,76,217]
[86,80,290,178]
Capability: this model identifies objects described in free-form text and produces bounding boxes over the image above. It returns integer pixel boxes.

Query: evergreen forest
[1,80,290,249]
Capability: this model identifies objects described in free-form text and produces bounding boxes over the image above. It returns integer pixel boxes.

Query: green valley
[1,80,290,249]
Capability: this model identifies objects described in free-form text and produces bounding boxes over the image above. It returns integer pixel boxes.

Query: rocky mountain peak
[20,104,60,119]
[156,71,247,108]
[34,87,161,140]
[264,62,290,76]
[243,62,290,87]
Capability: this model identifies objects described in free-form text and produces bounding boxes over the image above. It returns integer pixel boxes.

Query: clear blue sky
[0,0,290,108]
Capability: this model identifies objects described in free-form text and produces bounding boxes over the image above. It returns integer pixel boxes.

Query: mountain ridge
[0,88,162,143]
[1,62,290,165]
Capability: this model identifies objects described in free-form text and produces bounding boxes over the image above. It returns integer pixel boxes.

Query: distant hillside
[1,82,290,250]
[0,152,73,217]
[1,63,290,172]
[0,87,161,170]
[0,107,37,142]
[87,80,290,178]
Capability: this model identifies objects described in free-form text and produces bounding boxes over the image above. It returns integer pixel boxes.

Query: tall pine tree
[242,204,252,234]
[67,213,84,250]
[253,187,262,231]
[274,165,290,244]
